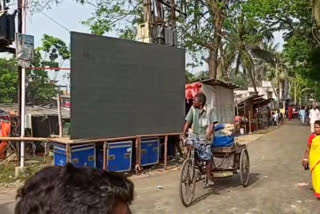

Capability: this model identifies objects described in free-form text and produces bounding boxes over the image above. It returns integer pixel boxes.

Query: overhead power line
[41,11,70,32]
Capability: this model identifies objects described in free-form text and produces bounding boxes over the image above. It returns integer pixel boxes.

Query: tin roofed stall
[235,95,274,134]
[185,79,238,124]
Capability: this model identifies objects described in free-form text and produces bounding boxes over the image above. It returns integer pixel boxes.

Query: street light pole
[19,0,27,168]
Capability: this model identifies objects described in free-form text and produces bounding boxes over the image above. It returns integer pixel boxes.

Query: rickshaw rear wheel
[239,148,250,187]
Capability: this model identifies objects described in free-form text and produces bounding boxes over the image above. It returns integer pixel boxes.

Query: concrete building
[234,81,277,103]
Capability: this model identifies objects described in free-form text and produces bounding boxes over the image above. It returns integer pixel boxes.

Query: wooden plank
[164,135,168,169]
[66,144,71,163]
[0,137,48,142]
[135,137,141,173]
[137,133,181,138]
[48,132,181,145]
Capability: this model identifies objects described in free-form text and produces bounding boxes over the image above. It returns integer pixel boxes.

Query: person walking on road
[299,106,306,125]
[302,120,320,199]
[309,105,320,133]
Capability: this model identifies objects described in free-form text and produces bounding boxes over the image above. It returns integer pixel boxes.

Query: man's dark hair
[315,120,320,126]
[15,164,134,214]
[195,92,206,106]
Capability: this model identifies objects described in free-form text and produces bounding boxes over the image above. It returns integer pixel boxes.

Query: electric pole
[17,0,22,133]
[139,0,185,46]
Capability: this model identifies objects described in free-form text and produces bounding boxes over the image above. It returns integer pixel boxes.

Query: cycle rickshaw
[179,137,250,207]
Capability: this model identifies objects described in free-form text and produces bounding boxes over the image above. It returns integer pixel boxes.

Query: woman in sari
[302,120,320,199]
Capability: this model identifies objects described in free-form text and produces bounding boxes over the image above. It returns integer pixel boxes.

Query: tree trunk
[208,50,218,79]
[217,44,227,80]
[271,82,280,101]
[248,69,258,94]
[207,0,224,80]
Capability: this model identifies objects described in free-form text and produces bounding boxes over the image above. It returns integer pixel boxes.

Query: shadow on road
[189,173,260,207]
[0,202,15,214]
[214,172,260,191]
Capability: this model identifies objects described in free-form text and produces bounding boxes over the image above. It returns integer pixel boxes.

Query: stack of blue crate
[54,144,96,168]
[54,138,160,171]
[96,141,133,172]
[141,138,160,166]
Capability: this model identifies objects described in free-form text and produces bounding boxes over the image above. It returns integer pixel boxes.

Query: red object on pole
[25,67,71,71]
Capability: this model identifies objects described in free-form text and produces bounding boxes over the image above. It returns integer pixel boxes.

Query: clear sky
[22,1,284,85]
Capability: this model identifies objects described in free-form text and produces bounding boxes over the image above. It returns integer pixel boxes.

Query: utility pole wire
[41,11,70,32]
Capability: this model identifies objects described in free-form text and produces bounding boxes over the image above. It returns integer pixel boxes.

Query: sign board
[16,33,34,67]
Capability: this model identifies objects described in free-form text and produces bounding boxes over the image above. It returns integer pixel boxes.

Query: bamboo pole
[135,137,141,173]
[66,144,71,163]
[0,137,48,141]
[244,102,247,134]
[103,141,107,171]
[164,135,168,169]
[249,110,252,134]
[57,93,63,137]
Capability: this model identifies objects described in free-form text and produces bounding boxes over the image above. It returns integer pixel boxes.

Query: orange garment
[0,121,11,160]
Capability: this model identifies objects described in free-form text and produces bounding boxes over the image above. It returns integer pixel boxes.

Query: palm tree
[256,48,292,103]
[221,15,273,93]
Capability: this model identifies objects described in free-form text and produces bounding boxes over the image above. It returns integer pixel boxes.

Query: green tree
[80,0,143,39]
[75,1,245,79]
[221,13,273,93]
[0,58,18,103]
[243,0,320,100]
[27,34,70,104]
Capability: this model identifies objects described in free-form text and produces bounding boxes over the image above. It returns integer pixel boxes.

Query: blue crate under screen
[141,138,160,166]
[54,144,96,168]
[97,141,132,172]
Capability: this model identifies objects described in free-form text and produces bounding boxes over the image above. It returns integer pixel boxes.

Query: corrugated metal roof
[200,79,238,89]
[188,78,238,89]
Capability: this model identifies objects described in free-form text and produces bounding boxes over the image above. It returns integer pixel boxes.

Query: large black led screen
[71,32,185,139]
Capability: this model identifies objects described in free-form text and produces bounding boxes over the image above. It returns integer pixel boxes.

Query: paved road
[0,120,317,213]
[131,120,318,214]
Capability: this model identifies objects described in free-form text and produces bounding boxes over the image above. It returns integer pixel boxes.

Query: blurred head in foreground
[15,164,134,214]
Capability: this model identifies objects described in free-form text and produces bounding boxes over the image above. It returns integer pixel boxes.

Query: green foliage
[41,34,71,61]
[243,0,320,100]
[230,73,249,90]
[0,58,18,103]
[185,71,196,83]
[309,48,320,82]
[27,34,70,104]
[31,0,320,99]
[81,0,143,39]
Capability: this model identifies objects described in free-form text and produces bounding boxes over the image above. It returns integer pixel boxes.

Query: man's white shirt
[309,109,320,123]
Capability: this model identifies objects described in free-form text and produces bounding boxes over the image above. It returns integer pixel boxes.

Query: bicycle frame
[184,140,207,181]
